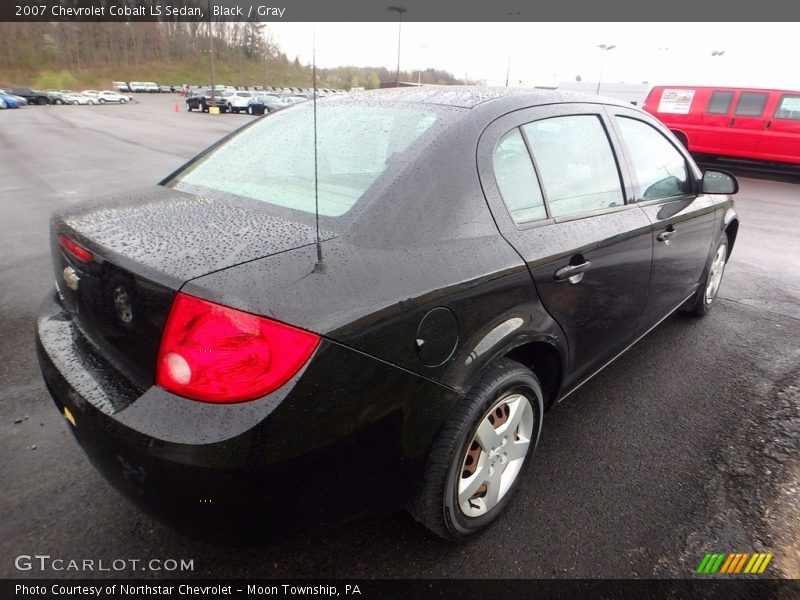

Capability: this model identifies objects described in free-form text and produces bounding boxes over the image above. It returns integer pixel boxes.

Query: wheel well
[671,130,689,148]
[725,219,739,256]
[504,342,562,410]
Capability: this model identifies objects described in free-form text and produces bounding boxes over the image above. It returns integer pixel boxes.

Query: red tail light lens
[58,234,92,262]
[156,293,320,403]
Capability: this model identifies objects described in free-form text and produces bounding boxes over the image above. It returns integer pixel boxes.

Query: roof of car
[346,86,630,110]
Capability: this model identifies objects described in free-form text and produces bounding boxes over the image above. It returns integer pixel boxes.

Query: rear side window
[706,90,734,115]
[615,117,691,201]
[734,92,768,117]
[522,116,624,218]
[493,129,546,224]
[775,95,800,120]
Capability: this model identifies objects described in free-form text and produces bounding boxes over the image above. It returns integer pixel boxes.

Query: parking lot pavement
[0,95,798,579]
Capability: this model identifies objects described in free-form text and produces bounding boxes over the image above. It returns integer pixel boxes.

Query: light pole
[206,0,217,108]
[414,44,428,85]
[387,6,406,87]
[596,43,616,95]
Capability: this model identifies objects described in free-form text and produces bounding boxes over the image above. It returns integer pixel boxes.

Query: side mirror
[701,169,738,195]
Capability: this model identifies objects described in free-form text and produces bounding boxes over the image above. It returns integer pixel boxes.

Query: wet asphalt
[0,95,798,579]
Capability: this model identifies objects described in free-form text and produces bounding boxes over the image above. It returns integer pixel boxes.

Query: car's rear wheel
[683,236,729,316]
[410,358,543,540]
[99,98,106,103]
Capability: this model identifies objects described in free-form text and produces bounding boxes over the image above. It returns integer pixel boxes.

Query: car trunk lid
[51,185,333,390]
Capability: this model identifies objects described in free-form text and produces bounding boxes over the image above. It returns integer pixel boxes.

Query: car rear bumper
[36,290,459,537]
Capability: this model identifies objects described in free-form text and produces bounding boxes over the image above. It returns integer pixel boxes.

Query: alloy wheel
[704,243,727,305]
[457,392,534,517]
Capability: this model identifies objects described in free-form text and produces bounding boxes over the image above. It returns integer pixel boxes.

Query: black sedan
[36,88,739,540]
[246,93,284,115]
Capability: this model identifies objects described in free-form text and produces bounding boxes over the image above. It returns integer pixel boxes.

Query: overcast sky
[268,22,799,89]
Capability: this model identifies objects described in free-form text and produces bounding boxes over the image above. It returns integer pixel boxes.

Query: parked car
[224,90,254,113]
[159,85,172,93]
[64,93,95,105]
[246,93,283,115]
[0,89,28,106]
[96,90,129,104]
[0,93,20,109]
[36,88,739,540]
[129,82,147,93]
[81,90,100,98]
[185,88,228,112]
[113,81,130,92]
[0,97,5,109]
[44,90,68,105]
[9,86,48,105]
[644,85,800,166]
[143,82,159,93]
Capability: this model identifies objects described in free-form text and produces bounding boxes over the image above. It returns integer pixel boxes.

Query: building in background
[556,81,651,105]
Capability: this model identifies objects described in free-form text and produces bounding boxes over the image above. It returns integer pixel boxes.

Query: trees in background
[0,21,470,89]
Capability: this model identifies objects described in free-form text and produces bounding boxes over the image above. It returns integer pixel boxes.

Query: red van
[643,86,800,166]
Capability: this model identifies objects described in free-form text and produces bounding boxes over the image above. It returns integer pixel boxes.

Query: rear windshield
[167,102,438,218]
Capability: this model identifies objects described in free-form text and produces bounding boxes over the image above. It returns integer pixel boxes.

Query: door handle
[729,118,736,126]
[765,120,772,130]
[554,260,592,283]
[657,225,676,245]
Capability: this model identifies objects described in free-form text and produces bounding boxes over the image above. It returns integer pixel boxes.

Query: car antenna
[312,23,326,274]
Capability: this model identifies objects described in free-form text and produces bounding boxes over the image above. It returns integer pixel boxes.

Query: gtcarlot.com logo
[15,554,194,572]
[696,552,773,575]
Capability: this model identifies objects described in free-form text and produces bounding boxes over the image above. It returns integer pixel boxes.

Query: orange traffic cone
[173,101,179,112]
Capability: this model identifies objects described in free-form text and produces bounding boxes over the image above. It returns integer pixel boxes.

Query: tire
[409,358,544,540]
[99,98,106,104]
[120,99,127,104]
[682,236,729,316]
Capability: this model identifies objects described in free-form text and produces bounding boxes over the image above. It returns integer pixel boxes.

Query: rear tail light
[156,293,320,403]
[57,234,92,262]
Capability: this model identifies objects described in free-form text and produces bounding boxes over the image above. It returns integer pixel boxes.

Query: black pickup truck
[9,87,51,105]
[185,88,228,113]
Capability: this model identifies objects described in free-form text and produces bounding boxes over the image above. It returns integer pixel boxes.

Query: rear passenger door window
[734,92,768,117]
[615,117,691,201]
[521,115,624,218]
[706,90,734,114]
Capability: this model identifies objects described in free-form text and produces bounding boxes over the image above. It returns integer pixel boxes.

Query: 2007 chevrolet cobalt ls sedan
[37,88,739,540]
